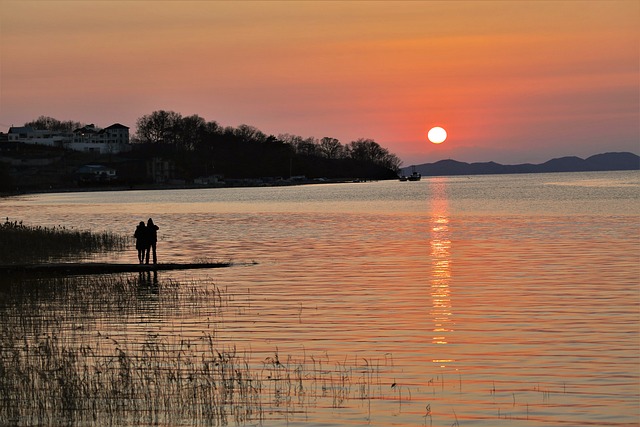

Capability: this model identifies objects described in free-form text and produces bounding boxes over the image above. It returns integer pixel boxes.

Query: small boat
[401,166,421,181]
[407,171,421,181]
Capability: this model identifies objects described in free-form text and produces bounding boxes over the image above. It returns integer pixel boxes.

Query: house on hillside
[75,164,117,183]
[7,126,69,148]
[69,123,131,154]
[194,174,224,185]
[147,157,175,183]
[7,123,131,154]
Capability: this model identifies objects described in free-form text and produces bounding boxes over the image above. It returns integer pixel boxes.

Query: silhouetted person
[133,221,147,264]
[145,218,159,264]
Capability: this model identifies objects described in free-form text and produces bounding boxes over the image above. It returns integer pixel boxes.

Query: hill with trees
[1,112,402,193]
[133,110,402,181]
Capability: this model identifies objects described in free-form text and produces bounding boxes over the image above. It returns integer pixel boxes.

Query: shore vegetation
[0,219,128,264]
[0,219,396,425]
[0,274,389,426]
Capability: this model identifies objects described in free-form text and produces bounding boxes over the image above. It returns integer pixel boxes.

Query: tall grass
[0,331,263,425]
[0,219,128,264]
[0,274,388,426]
[0,331,385,426]
[0,217,394,425]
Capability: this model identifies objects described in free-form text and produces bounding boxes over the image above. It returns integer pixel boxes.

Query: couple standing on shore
[134,218,159,264]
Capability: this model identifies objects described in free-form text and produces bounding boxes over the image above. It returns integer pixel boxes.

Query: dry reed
[0,219,128,264]
[0,274,387,426]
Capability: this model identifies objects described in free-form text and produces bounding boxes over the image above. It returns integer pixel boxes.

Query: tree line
[19,112,403,182]
[23,116,85,133]
[134,110,402,179]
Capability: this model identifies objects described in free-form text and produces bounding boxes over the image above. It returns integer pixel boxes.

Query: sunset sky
[1,1,638,165]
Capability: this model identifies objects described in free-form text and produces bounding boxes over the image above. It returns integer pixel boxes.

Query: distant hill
[402,152,640,177]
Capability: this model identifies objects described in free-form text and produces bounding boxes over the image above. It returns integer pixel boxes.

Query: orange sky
[1,1,638,165]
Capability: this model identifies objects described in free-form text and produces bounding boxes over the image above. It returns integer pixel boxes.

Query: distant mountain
[402,152,640,177]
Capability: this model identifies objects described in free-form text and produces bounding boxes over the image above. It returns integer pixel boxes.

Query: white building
[75,164,118,182]
[7,126,68,147]
[7,123,131,154]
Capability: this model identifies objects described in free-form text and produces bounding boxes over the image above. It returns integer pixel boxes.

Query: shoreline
[2,167,638,199]
[0,177,377,198]
[0,261,241,276]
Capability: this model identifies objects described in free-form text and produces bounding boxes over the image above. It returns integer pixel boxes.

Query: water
[1,171,639,426]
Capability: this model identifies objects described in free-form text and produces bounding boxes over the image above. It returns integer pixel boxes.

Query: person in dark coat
[145,218,159,265]
[133,221,147,264]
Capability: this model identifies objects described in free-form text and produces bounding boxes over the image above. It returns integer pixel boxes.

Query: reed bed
[0,332,385,426]
[0,218,396,425]
[0,274,388,426]
[0,219,128,264]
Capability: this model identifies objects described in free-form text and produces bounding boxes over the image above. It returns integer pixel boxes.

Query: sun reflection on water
[429,179,454,367]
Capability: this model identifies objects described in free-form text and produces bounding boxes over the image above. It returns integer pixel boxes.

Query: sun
[428,127,447,144]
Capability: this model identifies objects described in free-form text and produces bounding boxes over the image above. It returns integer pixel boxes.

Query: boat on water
[407,171,421,181]
[399,166,421,181]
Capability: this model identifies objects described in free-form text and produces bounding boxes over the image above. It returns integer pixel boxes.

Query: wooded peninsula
[0,112,402,194]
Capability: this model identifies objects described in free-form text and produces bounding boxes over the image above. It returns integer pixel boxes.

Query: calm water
[1,171,639,426]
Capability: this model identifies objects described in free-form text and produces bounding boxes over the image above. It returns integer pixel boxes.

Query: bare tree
[23,116,83,133]
[204,120,222,135]
[318,137,344,159]
[234,124,267,143]
[135,110,182,144]
[175,114,206,150]
[295,137,319,156]
[277,133,305,147]
[347,138,402,171]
